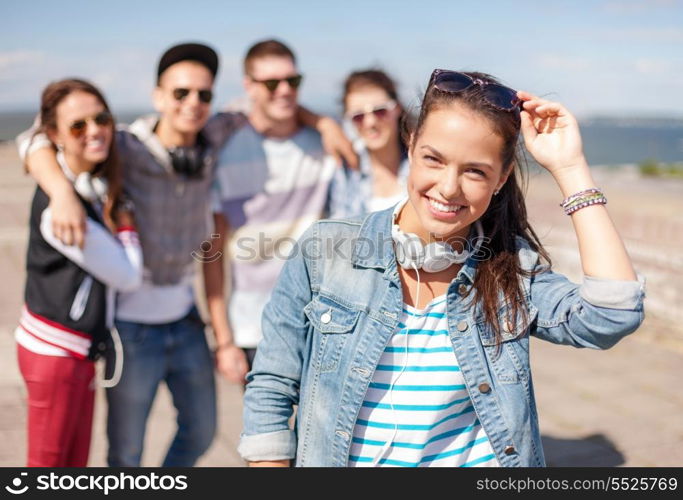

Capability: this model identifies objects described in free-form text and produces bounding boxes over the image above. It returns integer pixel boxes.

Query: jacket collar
[128,114,173,172]
[128,114,214,176]
[351,206,395,271]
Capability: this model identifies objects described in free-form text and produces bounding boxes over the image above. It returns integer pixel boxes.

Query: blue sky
[2,0,682,118]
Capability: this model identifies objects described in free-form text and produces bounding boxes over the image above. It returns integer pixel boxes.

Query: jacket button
[478,382,491,394]
[458,284,468,295]
[320,312,332,324]
[503,320,514,333]
[457,320,468,331]
[504,445,516,455]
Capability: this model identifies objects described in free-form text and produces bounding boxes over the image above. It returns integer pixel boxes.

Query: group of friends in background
[15,38,644,468]
[16,39,405,467]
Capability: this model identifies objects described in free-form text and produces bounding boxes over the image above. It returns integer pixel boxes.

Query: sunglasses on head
[69,111,113,138]
[172,88,213,104]
[347,100,397,126]
[250,74,303,92]
[430,69,521,112]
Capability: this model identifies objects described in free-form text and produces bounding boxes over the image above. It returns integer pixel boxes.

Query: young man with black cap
[18,41,355,466]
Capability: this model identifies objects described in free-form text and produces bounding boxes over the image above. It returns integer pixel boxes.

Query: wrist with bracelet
[560,187,607,215]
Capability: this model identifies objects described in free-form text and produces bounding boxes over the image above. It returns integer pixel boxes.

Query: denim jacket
[239,207,645,467]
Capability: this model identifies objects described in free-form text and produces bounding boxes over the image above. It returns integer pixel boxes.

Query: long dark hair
[37,78,122,229]
[411,71,551,347]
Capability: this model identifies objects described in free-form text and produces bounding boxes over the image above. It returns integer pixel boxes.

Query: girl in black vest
[16,79,142,467]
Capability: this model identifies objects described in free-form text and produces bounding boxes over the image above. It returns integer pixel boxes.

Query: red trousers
[17,344,95,467]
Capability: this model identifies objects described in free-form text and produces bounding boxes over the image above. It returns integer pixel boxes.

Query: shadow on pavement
[542,433,624,466]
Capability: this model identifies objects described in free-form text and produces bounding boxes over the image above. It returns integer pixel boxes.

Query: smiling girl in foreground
[238,70,645,467]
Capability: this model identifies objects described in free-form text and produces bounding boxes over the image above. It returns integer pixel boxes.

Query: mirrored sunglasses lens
[484,85,519,110]
[69,121,87,137]
[433,72,473,93]
[372,108,389,120]
[350,113,365,125]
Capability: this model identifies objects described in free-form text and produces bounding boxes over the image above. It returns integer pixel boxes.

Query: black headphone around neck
[168,133,210,179]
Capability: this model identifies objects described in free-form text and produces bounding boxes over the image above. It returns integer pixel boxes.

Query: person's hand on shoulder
[317,116,359,170]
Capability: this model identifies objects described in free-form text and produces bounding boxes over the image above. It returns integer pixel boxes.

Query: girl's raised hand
[517,91,587,176]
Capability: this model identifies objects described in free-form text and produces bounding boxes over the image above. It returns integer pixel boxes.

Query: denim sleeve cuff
[237,430,296,462]
[580,273,646,310]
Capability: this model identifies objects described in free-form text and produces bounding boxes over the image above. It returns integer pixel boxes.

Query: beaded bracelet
[562,192,607,215]
[559,187,603,208]
[565,192,604,208]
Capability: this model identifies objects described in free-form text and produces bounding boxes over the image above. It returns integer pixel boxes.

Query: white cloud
[0,50,45,79]
[0,47,161,110]
[632,57,683,89]
[0,45,257,112]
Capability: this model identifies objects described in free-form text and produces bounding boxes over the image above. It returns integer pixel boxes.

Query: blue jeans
[106,307,216,466]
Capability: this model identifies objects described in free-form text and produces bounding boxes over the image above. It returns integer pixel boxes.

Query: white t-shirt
[212,123,336,348]
[368,192,405,213]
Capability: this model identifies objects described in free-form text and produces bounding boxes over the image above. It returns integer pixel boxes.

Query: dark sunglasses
[251,74,303,92]
[430,69,521,112]
[69,111,113,138]
[347,100,397,126]
[172,88,213,104]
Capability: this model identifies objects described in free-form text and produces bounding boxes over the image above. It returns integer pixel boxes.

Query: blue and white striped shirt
[349,295,500,467]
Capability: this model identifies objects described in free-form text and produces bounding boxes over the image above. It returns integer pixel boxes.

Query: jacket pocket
[304,294,360,373]
[477,302,538,384]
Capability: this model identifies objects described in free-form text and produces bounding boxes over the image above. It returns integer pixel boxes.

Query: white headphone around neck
[391,198,484,273]
[74,172,109,204]
[56,151,109,204]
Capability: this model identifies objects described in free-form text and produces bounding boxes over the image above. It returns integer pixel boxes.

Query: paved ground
[1,143,681,467]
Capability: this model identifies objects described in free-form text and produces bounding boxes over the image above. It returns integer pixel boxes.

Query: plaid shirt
[116,113,245,285]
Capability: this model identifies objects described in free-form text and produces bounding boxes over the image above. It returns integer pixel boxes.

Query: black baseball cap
[157,42,219,83]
